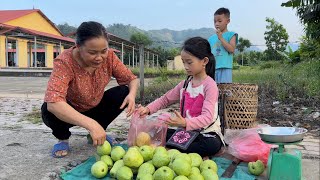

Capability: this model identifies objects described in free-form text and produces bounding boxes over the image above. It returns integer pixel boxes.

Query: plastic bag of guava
[127,111,168,147]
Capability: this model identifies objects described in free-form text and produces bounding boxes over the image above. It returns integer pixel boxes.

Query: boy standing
[208,7,238,83]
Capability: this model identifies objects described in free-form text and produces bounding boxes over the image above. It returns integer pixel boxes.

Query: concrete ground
[0,77,319,180]
[0,77,152,99]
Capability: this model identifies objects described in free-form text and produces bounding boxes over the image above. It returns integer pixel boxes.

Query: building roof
[0,23,75,43]
[0,9,38,23]
[0,9,64,36]
[0,9,158,54]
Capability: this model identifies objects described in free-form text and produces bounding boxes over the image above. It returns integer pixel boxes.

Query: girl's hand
[137,104,150,118]
[166,110,187,127]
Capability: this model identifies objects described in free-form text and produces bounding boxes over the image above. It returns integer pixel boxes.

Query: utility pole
[139,45,145,104]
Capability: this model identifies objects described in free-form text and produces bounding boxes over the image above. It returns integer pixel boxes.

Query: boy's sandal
[51,141,70,158]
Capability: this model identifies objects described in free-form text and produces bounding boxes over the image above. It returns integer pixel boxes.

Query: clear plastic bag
[228,127,273,165]
[127,111,168,147]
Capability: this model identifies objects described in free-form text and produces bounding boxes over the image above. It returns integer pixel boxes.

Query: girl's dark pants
[166,129,223,157]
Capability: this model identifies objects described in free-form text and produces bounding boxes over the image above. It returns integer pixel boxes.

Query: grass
[137,77,183,105]
[4,124,23,130]
[233,60,320,103]
[132,67,186,104]
[23,107,42,124]
[6,112,16,116]
[130,67,186,78]
[138,60,320,106]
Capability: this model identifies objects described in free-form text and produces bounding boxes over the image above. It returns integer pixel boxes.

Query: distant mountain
[286,43,300,52]
[246,46,263,52]
[106,24,214,49]
[148,28,214,44]
[58,23,298,53]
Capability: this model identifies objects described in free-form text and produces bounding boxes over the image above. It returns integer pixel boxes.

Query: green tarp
[61,144,256,180]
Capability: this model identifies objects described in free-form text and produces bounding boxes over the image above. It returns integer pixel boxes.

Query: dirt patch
[257,93,320,136]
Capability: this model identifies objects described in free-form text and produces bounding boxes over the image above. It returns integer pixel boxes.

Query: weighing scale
[257,127,308,180]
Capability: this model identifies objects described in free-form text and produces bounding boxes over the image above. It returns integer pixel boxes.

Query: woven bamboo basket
[218,83,258,129]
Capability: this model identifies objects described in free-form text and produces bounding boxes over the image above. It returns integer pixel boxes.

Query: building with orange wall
[0,9,159,69]
[0,9,74,68]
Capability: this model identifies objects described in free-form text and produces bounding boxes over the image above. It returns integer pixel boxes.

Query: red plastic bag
[127,111,168,147]
[228,128,273,165]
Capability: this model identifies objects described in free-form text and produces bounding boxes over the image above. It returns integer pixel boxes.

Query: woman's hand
[137,104,150,118]
[166,110,186,127]
[120,93,136,117]
[88,121,106,146]
[120,78,139,117]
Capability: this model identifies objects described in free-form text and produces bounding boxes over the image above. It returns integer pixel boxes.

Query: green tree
[168,47,180,60]
[56,23,77,36]
[299,36,320,59]
[281,0,320,40]
[264,17,289,60]
[236,37,252,65]
[130,32,152,47]
[234,51,266,65]
[281,0,320,60]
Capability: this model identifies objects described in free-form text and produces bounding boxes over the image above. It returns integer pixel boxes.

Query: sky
[1,0,304,46]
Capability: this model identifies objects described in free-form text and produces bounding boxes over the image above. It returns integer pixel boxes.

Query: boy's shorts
[215,68,232,83]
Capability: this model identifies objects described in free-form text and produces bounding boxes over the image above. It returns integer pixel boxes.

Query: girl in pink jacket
[138,37,223,156]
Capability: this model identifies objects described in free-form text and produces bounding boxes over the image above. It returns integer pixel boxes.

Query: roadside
[0,77,319,180]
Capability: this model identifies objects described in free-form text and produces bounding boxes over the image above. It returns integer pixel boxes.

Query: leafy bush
[299,37,320,60]
[233,64,240,70]
[288,50,301,63]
